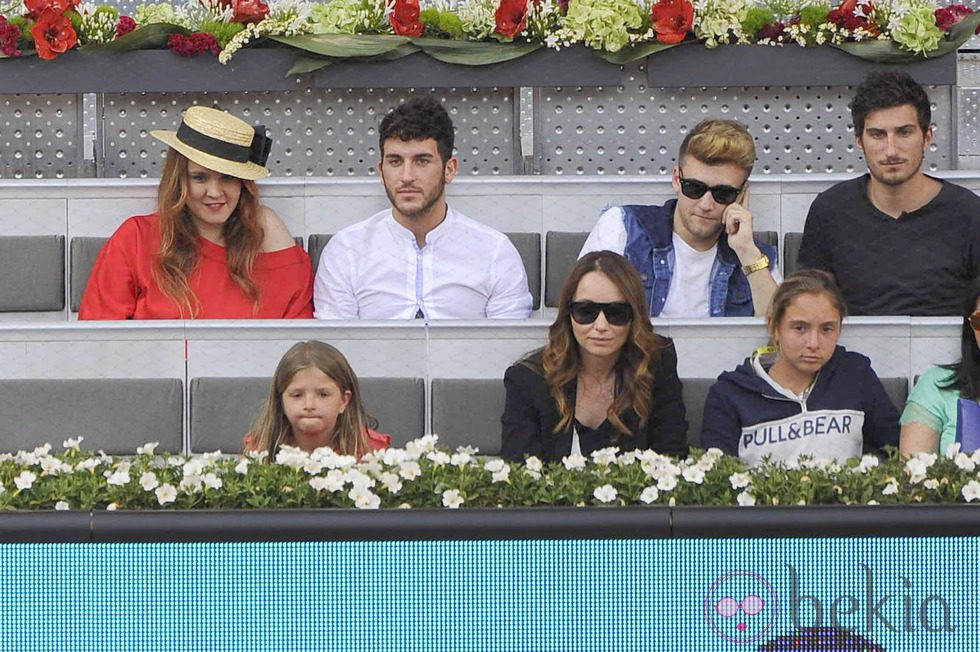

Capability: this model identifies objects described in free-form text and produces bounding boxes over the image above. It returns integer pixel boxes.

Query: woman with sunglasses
[701,269,899,465]
[900,279,980,454]
[500,251,689,462]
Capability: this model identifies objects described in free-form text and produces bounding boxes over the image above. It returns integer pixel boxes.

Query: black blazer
[500,336,689,462]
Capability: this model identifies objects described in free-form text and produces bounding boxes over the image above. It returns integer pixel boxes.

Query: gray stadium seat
[757,230,778,249]
[430,378,506,455]
[545,231,589,307]
[189,376,425,452]
[307,233,332,272]
[0,378,182,454]
[69,236,107,312]
[505,232,541,311]
[0,235,65,311]
[783,232,804,277]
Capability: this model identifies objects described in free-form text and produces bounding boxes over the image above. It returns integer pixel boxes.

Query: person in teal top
[901,279,980,454]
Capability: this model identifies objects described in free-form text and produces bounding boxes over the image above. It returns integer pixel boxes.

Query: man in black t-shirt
[798,71,980,316]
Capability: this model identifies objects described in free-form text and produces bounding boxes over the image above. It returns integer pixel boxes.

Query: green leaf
[287,56,334,75]
[834,11,980,62]
[597,39,683,64]
[271,33,413,58]
[412,38,541,65]
[100,22,190,52]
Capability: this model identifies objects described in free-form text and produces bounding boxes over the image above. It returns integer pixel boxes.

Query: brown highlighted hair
[152,148,264,317]
[767,269,847,341]
[247,340,378,459]
[678,119,756,177]
[542,251,662,436]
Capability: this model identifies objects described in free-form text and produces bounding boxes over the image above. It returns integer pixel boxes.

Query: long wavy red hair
[153,149,264,317]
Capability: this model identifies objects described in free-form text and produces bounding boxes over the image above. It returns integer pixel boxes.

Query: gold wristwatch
[742,254,770,276]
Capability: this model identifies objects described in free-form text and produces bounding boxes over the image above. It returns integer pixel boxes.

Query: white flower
[857,455,880,473]
[657,473,678,492]
[593,484,618,503]
[963,480,980,502]
[155,484,177,505]
[955,453,976,473]
[62,437,84,449]
[179,475,203,493]
[344,469,375,491]
[202,473,223,490]
[426,450,451,466]
[905,458,928,484]
[682,465,705,484]
[525,456,543,473]
[945,442,962,458]
[591,447,619,467]
[351,488,381,509]
[450,452,473,467]
[882,481,899,496]
[136,442,158,455]
[867,500,880,505]
[736,490,756,506]
[398,460,422,481]
[182,459,205,478]
[105,469,130,486]
[729,472,751,490]
[639,486,659,504]
[442,489,464,509]
[484,459,511,483]
[405,434,439,458]
[140,472,159,491]
[275,445,308,469]
[74,458,101,472]
[562,454,587,471]
[234,458,250,475]
[303,458,325,475]
[14,471,36,491]
[55,501,70,511]
[398,502,412,509]
[378,472,403,494]
[40,456,70,476]
[323,469,347,492]
[309,476,329,491]
[456,445,479,456]
[106,502,119,511]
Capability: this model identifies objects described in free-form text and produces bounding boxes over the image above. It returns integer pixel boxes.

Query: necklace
[579,372,615,400]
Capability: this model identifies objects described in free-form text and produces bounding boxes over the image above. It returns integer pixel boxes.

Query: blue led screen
[0,536,973,651]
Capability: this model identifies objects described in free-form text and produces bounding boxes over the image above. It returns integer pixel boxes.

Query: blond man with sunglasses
[580,119,778,318]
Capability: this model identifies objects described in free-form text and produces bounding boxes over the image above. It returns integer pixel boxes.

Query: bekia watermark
[704,565,953,644]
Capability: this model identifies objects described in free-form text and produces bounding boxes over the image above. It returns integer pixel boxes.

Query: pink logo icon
[704,571,778,644]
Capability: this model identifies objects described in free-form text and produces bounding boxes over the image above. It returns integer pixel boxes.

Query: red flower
[30,9,77,60]
[389,0,423,37]
[651,0,694,44]
[24,0,77,19]
[0,15,22,57]
[231,0,269,24]
[494,0,528,40]
[935,4,976,33]
[115,15,136,38]
[167,32,220,57]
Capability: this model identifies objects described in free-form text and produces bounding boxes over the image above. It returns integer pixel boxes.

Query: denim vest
[620,201,778,317]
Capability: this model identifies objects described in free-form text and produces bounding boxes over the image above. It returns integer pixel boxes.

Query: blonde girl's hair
[153,148,264,317]
[541,250,663,437]
[767,269,847,344]
[247,341,378,459]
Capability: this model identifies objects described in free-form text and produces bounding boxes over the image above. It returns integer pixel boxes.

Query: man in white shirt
[314,97,533,319]
[579,119,779,318]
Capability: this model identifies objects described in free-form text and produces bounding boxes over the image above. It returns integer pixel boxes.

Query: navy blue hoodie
[701,346,899,465]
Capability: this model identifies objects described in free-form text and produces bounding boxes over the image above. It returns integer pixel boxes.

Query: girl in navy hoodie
[701,269,899,465]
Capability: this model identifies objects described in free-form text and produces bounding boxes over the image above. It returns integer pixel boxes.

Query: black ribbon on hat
[176,122,272,167]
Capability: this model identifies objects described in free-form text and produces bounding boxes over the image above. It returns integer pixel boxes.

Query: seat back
[307,233,332,273]
[69,236,108,312]
[189,376,425,452]
[782,232,804,277]
[0,378,182,454]
[430,378,506,455]
[681,378,715,450]
[505,232,541,310]
[545,231,589,307]
[0,235,65,311]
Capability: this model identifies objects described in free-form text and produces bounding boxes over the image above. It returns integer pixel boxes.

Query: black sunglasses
[678,168,745,205]
[569,301,633,326]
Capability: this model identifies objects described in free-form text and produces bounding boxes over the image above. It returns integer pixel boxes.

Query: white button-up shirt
[314,206,533,320]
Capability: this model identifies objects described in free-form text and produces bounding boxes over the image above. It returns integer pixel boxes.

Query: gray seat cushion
[430,378,506,455]
[505,232,541,310]
[545,231,589,307]
[0,235,65,311]
[0,378,182,454]
[190,376,425,452]
[783,231,804,278]
[307,234,332,274]
[69,236,108,312]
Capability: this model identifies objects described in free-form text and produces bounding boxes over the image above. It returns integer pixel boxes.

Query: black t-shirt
[798,174,980,316]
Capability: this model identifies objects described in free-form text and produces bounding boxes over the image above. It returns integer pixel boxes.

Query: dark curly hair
[379,97,455,164]
[850,70,931,137]
[939,277,980,400]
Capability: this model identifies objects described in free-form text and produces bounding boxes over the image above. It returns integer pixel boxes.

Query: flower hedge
[0,0,978,72]
[5,435,980,511]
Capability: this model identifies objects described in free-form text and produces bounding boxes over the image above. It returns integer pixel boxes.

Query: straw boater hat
[151,106,272,181]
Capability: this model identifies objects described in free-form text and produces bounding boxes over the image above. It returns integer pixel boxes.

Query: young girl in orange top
[246,340,390,458]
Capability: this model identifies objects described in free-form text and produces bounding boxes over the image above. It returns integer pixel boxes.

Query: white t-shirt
[314,206,533,320]
[659,233,715,318]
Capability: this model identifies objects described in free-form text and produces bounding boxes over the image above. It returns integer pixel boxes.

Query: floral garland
[3,435,980,510]
[0,0,977,66]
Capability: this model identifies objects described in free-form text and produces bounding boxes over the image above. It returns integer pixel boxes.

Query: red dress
[79,214,314,319]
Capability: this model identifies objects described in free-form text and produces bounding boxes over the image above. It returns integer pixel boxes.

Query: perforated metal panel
[0,96,85,179]
[98,87,517,178]
[533,62,953,176]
